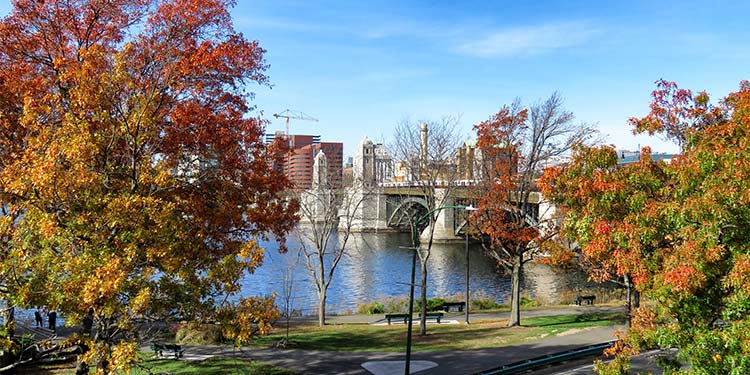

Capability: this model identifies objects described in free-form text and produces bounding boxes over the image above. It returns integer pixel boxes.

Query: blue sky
[3,1,749,157]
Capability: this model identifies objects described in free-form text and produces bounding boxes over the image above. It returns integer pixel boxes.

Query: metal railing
[475,340,618,375]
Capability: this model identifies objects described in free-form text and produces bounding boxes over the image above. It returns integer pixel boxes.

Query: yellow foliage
[130,287,151,315]
[109,341,139,373]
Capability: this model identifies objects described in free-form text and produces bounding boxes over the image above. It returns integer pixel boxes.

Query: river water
[240,232,513,314]
[8,232,566,324]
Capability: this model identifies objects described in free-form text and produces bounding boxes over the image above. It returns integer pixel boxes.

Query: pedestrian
[34,307,43,328]
[48,310,57,333]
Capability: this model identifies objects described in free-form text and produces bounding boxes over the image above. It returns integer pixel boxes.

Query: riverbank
[161,306,627,375]
[20,306,626,374]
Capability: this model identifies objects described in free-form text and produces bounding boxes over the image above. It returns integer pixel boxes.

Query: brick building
[266,132,343,190]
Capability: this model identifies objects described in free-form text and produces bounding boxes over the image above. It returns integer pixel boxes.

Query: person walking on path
[48,310,57,333]
[34,307,43,328]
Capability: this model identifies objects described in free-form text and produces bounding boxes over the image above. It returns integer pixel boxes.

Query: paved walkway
[177,306,624,375]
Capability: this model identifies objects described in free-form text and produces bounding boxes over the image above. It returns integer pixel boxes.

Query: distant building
[458,140,517,181]
[266,132,343,190]
[617,149,677,165]
[353,137,393,186]
[456,141,477,180]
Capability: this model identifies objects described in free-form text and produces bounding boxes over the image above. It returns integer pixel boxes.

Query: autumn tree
[0,0,297,372]
[469,94,597,327]
[540,145,662,329]
[629,79,724,151]
[389,116,464,335]
[542,81,750,374]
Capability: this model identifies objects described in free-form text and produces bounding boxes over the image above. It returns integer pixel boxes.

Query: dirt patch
[555,327,595,336]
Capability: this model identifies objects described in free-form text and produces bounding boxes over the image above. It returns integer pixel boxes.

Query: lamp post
[404,204,473,375]
[464,205,478,324]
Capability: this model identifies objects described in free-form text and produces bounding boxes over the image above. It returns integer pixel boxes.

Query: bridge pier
[420,190,462,243]
[338,186,394,232]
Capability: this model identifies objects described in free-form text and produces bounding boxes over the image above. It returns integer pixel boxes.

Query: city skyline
[3,1,747,158]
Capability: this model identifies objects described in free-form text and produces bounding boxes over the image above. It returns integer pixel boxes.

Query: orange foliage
[543,81,750,373]
[0,0,297,371]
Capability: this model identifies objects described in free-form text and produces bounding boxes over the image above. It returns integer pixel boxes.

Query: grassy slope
[34,357,298,375]
[29,312,622,374]
[128,357,297,375]
[250,312,625,352]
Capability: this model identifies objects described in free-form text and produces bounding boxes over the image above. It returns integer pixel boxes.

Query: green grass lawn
[32,357,298,375]
[250,312,625,352]
[26,312,623,374]
[127,357,297,375]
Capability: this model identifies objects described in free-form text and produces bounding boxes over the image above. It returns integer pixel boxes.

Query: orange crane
[273,109,319,138]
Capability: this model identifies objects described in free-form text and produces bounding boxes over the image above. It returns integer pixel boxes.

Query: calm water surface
[241,232,512,314]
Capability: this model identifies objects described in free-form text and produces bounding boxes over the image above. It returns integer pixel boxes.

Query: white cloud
[457,21,600,58]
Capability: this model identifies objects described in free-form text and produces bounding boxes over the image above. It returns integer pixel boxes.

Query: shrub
[470,290,505,310]
[471,298,504,311]
[519,295,539,307]
[381,296,409,313]
[427,298,445,312]
[356,302,385,315]
[175,322,224,345]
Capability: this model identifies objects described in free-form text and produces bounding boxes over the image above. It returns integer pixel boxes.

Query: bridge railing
[379,179,479,188]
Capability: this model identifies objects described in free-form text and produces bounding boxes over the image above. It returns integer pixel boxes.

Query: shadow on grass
[134,357,294,375]
[16,362,74,375]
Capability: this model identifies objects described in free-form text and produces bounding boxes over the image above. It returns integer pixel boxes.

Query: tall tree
[389,116,463,335]
[469,94,596,327]
[542,81,750,374]
[0,0,297,372]
[629,79,723,151]
[296,164,368,327]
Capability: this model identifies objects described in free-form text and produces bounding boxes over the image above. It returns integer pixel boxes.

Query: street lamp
[464,205,479,325]
[404,204,474,375]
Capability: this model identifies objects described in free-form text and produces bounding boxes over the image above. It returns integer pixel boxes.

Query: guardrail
[474,340,618,375]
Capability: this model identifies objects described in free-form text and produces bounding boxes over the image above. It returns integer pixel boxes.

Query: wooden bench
[575,295,596,305]
[442,302,466,312]
[150,343,184,358]
[384,312,444,325]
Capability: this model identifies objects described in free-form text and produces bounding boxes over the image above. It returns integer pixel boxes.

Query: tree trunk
[625,274,633,329]
[81,308,94,336]
[508,255,523,327]
[419,260,428,336]
[318,288,327,327]
[633,288,641,309]
[0,301,13,368]
[95,319,110,374]
[4,306,14,338]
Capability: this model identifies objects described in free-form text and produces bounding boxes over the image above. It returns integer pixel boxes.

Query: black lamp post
[404,204,473,374]
[464,205,478,324]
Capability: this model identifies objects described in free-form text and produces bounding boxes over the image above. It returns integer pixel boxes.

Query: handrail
[474,340,618,375]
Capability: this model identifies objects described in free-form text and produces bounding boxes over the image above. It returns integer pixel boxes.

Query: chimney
[420,123,428,165]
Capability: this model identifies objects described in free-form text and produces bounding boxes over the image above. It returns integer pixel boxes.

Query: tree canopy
[542,81,750,374]
[469,93,595,327]
[0,0,297,371]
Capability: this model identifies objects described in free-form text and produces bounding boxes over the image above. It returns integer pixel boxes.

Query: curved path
[181,306,625,374]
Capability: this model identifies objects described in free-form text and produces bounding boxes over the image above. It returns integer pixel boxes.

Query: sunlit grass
[249,312,625,352]
[126,357,297,375]
[29,355,297,375]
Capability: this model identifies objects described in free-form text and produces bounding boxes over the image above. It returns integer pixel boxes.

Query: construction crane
[273,109,319,137]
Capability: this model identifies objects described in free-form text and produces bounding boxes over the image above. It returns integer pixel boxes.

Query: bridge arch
[386,197,429,229]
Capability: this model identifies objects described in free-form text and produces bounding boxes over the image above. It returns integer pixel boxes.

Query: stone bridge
[340,182,545,242]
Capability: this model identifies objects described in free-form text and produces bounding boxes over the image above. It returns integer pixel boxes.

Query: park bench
[442,301,466,312]
[384,312,444,325]
[150,343,184,358]
[575,295,596,305]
